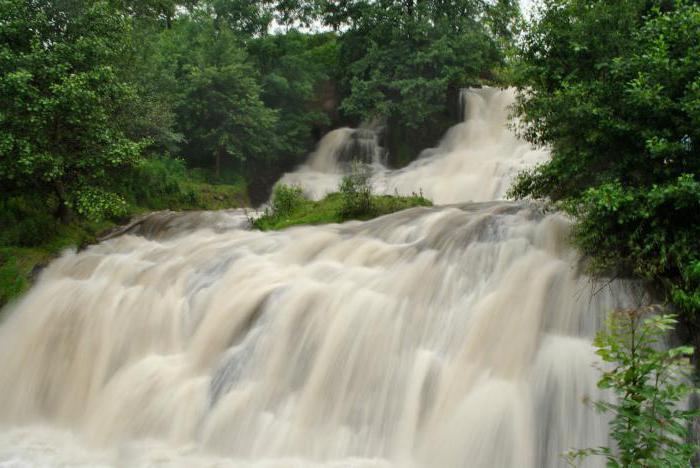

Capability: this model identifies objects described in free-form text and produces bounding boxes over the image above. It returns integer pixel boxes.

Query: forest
[1,0,699,466]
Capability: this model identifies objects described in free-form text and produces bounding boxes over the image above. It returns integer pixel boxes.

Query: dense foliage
[1,0,516,222]
[510,1,700,340]
[168,14,278,177]
[570,310,697,467]
[0,0,144,221]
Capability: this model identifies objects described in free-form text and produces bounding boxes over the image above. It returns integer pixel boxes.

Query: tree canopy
[327,0,505,129]
[0,0,145,220]
[511,0,700,339]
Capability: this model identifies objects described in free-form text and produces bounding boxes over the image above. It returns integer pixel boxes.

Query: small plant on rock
[339,162,374,218]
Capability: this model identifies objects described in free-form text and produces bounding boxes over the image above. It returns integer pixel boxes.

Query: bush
[569,309,698,467]
[339,162,374,218]
[118,156,188,209]
[567,175,700,318]
[270,184,306,218]
[511,1,700,325]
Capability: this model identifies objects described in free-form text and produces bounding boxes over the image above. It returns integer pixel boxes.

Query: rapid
[0,88,644,467]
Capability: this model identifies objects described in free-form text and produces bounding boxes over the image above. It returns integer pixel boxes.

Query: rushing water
[0,88,644,467]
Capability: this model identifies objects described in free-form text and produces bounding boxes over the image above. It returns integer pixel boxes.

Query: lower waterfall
[0,88,644,467]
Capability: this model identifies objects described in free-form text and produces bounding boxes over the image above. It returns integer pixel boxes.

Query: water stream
[0,88,644,467]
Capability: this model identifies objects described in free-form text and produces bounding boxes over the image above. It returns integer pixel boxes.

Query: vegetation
[252,181,431,231]
[569,310,697,467]
[338,162,374,218]
[510,0,700,348]
[0,0,145,222]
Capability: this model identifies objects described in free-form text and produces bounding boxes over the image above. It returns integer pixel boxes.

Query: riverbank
[0,177,248,309]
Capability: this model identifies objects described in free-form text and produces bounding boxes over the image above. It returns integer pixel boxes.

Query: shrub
[270,184,305,218]
[511,0,700,327]
[339,162,374,218]
[118,156,188,209]
[569,309,698,467]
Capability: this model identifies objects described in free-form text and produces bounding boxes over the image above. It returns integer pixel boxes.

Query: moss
[253,192,432,231]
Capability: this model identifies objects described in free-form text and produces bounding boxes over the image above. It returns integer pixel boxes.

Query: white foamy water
[280,88,548,203]
[0,88,641,467]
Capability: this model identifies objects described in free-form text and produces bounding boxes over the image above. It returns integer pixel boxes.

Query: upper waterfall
[280,87,548,204]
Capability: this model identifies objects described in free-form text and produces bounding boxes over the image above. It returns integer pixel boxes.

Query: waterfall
[280,88,547,203]
[0,88,644,467]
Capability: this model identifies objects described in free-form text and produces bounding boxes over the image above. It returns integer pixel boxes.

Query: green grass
[181,180,248,210]
[253,192,432,231]
[0,218,114,310]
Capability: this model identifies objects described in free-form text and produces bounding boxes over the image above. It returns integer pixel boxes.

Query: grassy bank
[0,221,113,309]
[253,183,432,231]
[0,158,248,309]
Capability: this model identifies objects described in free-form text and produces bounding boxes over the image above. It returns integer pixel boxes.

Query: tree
[0,0,145,221]
[510,1,700,341]
[210,0,320,36]
[169,14,278,179]
[247,31,338,167]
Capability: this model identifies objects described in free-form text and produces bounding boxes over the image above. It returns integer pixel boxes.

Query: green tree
[0,0,145,221]
[247,31,338,167]
[168,14,278,179]
[210,0,320,36]
[325,0,503,129]
[510,1,700,340]
[569,310,697,467]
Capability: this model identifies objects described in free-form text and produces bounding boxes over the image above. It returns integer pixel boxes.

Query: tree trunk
[216,147,223,180]
[54,182,73,223]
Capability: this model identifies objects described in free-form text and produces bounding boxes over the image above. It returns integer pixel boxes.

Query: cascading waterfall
[0,88,645,467]
[280,124,387,201]
[281,88,548,203]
